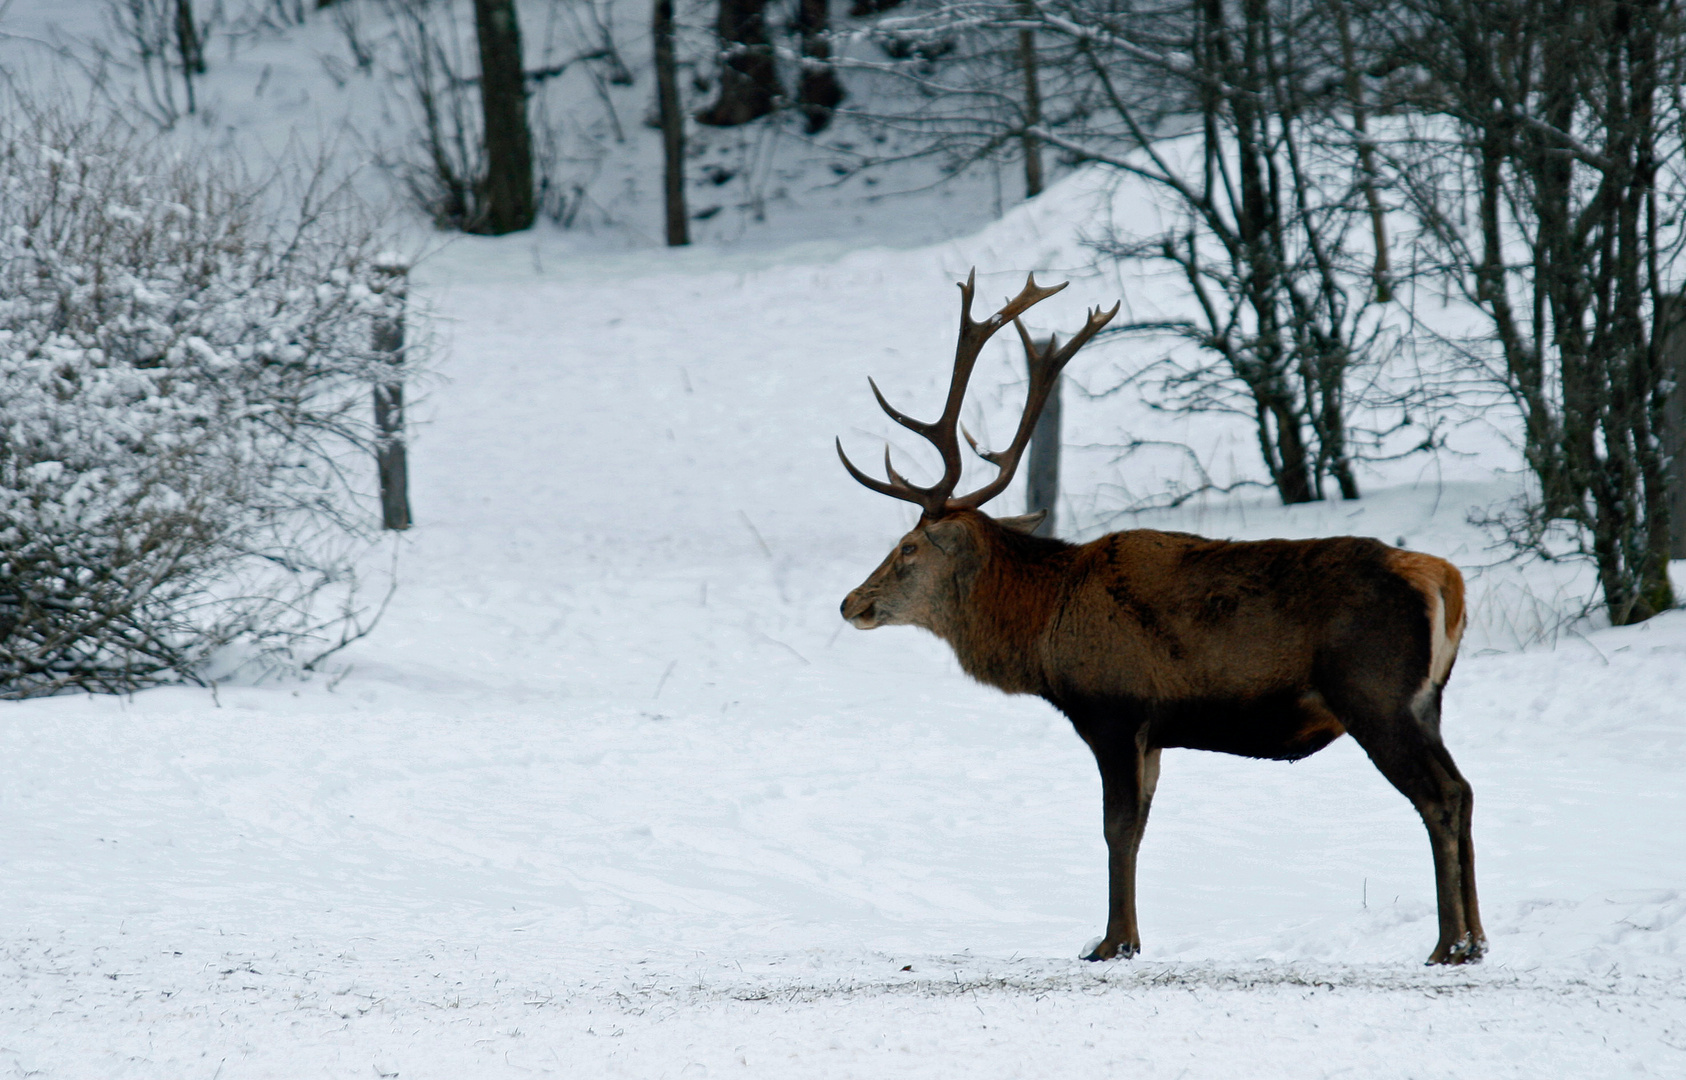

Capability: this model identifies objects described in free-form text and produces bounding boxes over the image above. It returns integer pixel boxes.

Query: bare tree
[357,0,618,232]
[1376,0,1679,623]
[837,1,1404,505]
[371,261,413,530]
[176,0,205,78]
[841,3,1082,185]
[1665,297,1686,559]
[377,0,485,229]
[1043,0,1388,504]
[1025,369,1061,533]
[98,0,214,125]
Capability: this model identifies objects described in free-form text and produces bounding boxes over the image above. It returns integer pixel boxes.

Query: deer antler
[838,270,1118,519]
[949,301,1119,509]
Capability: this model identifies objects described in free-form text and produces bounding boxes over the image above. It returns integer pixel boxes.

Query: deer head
[839,509,1051,632]
[838,271,1118,634]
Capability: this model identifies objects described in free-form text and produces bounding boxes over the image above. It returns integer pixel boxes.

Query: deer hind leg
[1345,708,1480,965]
[1084,739,1161,961]
[1415,682,1485,958]
[1429,738,1485,957]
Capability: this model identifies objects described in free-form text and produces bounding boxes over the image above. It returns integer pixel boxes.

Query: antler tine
[959,271,1069,348]
[991,272,1070,328]
[836,437,941,513]
[1042,301,1122,371]
[838,375,958,515]
[882,444,922,492]
[950,301,1121,511]
[960,422,1005,467]
[1011,316,1052,367]
[867,377,926,435]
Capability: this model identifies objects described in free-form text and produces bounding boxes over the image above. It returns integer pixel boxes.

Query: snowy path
[3,229,1685,1077]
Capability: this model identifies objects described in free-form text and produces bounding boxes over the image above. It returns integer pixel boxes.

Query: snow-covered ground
[4,188,1685,1076]
[4,4,1686,1075]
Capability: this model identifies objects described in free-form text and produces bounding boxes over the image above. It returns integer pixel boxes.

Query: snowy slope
[3,176,1685,1077]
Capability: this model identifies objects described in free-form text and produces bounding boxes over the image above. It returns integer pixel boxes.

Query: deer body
[848,508,1470,758]
[838,273,1484,965]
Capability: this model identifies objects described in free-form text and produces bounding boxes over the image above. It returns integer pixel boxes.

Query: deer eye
[900,543,917,556]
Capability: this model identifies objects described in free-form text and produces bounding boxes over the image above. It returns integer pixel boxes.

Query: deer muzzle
[840,589,881,629]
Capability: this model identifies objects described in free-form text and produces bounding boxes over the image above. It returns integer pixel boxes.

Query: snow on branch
[0,95,420,697]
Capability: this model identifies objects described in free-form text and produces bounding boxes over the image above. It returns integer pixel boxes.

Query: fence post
[1026,369,1061,538]
[372,260,412,531]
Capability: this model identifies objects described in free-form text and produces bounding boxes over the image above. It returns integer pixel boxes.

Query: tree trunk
[1202,0,1316,506]
[696,0,780,126]
[1264,393,1316,504]
[653,0,691,245]
[795,0,845,134]
[1333,0,1389,301]
[176,0,205,74]
[1664,296,1686,560]
[472,0,535,235]
[176,0,203,114]
[1017,11,1044,199]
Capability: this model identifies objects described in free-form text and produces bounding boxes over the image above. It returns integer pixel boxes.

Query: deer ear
[994,510,1048,535]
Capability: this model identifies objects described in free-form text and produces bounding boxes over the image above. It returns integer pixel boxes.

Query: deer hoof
[1082,937,1139,962]
[1425,933,1485,966]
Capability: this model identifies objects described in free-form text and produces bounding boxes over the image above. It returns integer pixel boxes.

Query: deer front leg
[1083,743,1161,961]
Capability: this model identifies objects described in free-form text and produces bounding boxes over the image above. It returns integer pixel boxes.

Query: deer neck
[940,527,1070,696]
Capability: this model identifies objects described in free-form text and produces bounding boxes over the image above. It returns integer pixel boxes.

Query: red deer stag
[837,271,1484,965]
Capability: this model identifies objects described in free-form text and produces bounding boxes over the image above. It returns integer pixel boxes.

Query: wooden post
[372,262,412,531]
[1026,372,1061,537]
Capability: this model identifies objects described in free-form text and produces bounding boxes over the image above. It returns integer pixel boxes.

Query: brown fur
[843,510,1486,965]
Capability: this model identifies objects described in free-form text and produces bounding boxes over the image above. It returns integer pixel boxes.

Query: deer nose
[840,591,877,627]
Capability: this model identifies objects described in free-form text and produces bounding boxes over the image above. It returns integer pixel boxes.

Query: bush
[0,97,412,697]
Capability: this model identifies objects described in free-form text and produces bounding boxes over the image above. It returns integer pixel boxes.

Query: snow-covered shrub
[0,100,411,697]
